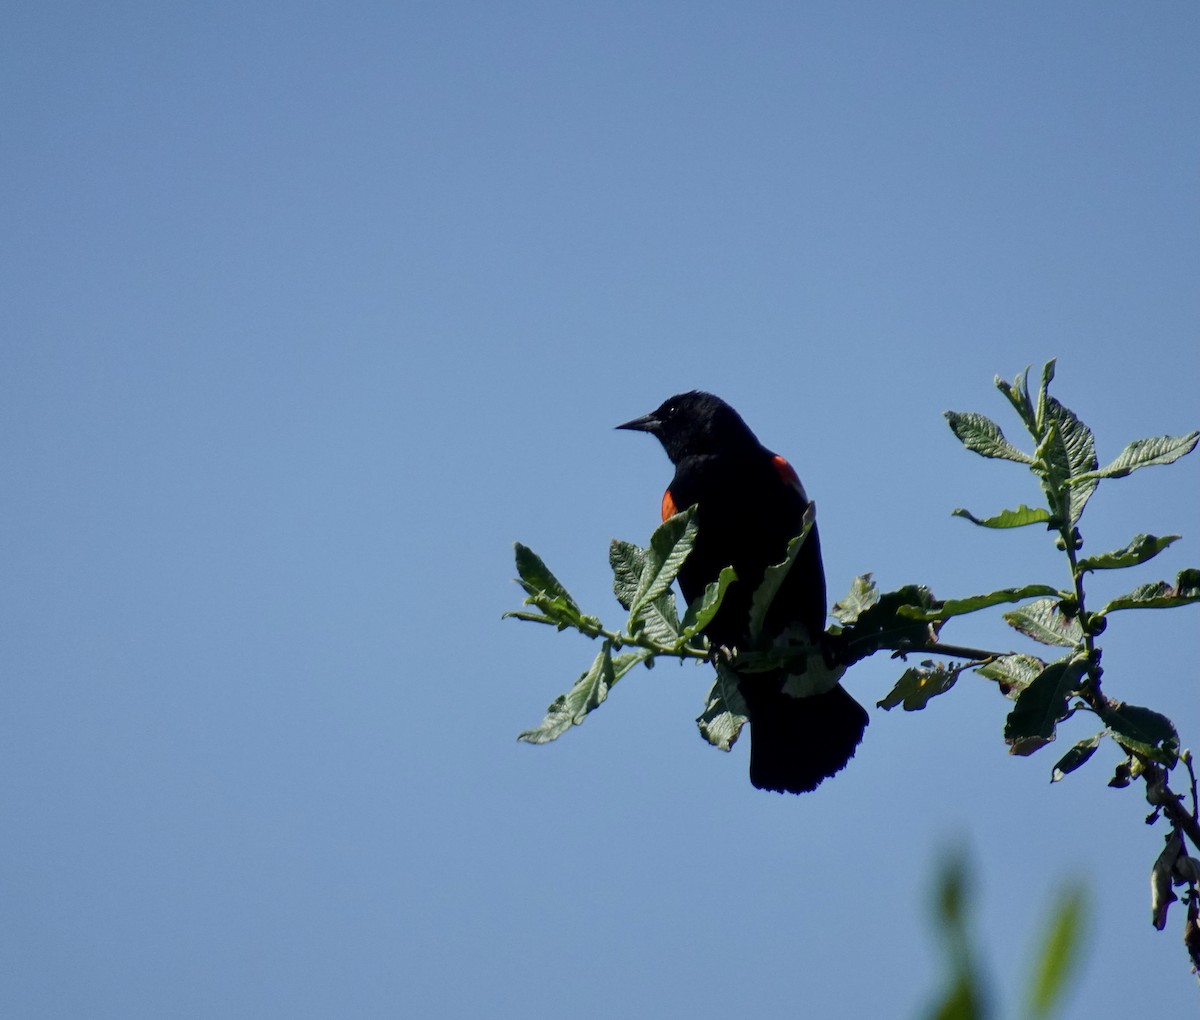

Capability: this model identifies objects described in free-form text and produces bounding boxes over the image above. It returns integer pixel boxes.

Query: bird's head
[616,391,758,463]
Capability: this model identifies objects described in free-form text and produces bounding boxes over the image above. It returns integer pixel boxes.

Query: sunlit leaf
[631,591,681,646]
[696,662,749,751]
[945,410,1033,464]
[1003,598,1084,647]
[628,508,698,616]
[1101,569,1200,612]
[877,662,964,711]
[1087,432,1199,481]
[898,584,1061,622]
[511,543,599,631]
[1076,534,1180,573]
[680,566,736,639]
[609,539,646,610]
[951,504,1052,529]
[517,644,646,743]
[976,653,1046,699]
[831,573,880,625]
[1038,396,1098,525]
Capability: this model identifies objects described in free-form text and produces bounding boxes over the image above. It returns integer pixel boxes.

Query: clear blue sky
[3,3,1197,1017]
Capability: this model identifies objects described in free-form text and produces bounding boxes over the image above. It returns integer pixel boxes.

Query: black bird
[617,391,868,793]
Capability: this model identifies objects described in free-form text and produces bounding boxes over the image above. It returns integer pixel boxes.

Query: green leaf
[502,610,563,627]
[995,364,1039,434]
[898,584,1062,622]
[517,644,646,743]
[779,650,846,699]
[1003,598,1084,647]
[1037,396,1098,525]
[1027,885,1088,1020]
[511,543,599,631]
[609,539,646,610]
[945,410,1033,464]
[628,508,698,617]
[514,542,579,608]
[1050,733,1105,782]
[1086,432,1199,481]
[976,653,1047,699]
[747,507,813,641]
[1097,702,1179,767]
[1076,533,1180,572]
[631,591,681,647]
[680,566,736,639]
[1004,657,1087,755]
[838,584,940,663]
[830,573,880,625]
[1034,359,1057,433]
[877,662,965,711]
[696,662,749,751]
[951,504,1052,529]
[1101,568,1200,612]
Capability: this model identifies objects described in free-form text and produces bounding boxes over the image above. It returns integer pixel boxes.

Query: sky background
[2,3,1198,1017]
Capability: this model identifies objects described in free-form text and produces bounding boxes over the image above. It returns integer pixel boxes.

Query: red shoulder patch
[661,488,679,521]
[771,454,808,499]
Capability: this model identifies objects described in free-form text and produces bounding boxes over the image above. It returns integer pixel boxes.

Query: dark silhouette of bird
[618,391,867,793]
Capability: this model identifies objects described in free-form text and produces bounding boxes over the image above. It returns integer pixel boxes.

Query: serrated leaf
[1088,432,1199,481]
[1003,598,1084,647]
[1101,568,1200,612]
[1004,657,1087,755]
[877,662,964,711]
[1050,732,1105,782]
[609,539,646,610]
[517,644,646,743]
[945,410,1033,464]
[898,584,1062,622]
[951,504,1052,529]
[696,661,749,751]
[680,566,736,639]
[976,653,1047,699]
[1076,534,1180,572]
[1027,884,1088,1020]
[631,591,681,646]
[831,573,880,625]
[1038,396,1098,525]
[628,508,698,617]
[1098,702,1179,766]
[747,508,814,641]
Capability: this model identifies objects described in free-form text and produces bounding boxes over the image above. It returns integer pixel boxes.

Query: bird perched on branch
[618,391,868,793]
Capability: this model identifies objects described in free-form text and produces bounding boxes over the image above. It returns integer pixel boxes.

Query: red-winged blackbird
[617,391,868,794]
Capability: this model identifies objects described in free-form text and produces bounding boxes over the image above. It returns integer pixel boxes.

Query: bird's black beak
[615,411,659,433]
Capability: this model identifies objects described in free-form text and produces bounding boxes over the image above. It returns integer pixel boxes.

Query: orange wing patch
[771,454,808,499]
[661,488,679,521]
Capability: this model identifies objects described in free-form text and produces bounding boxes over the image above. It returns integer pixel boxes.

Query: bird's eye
[666,404,677,416]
